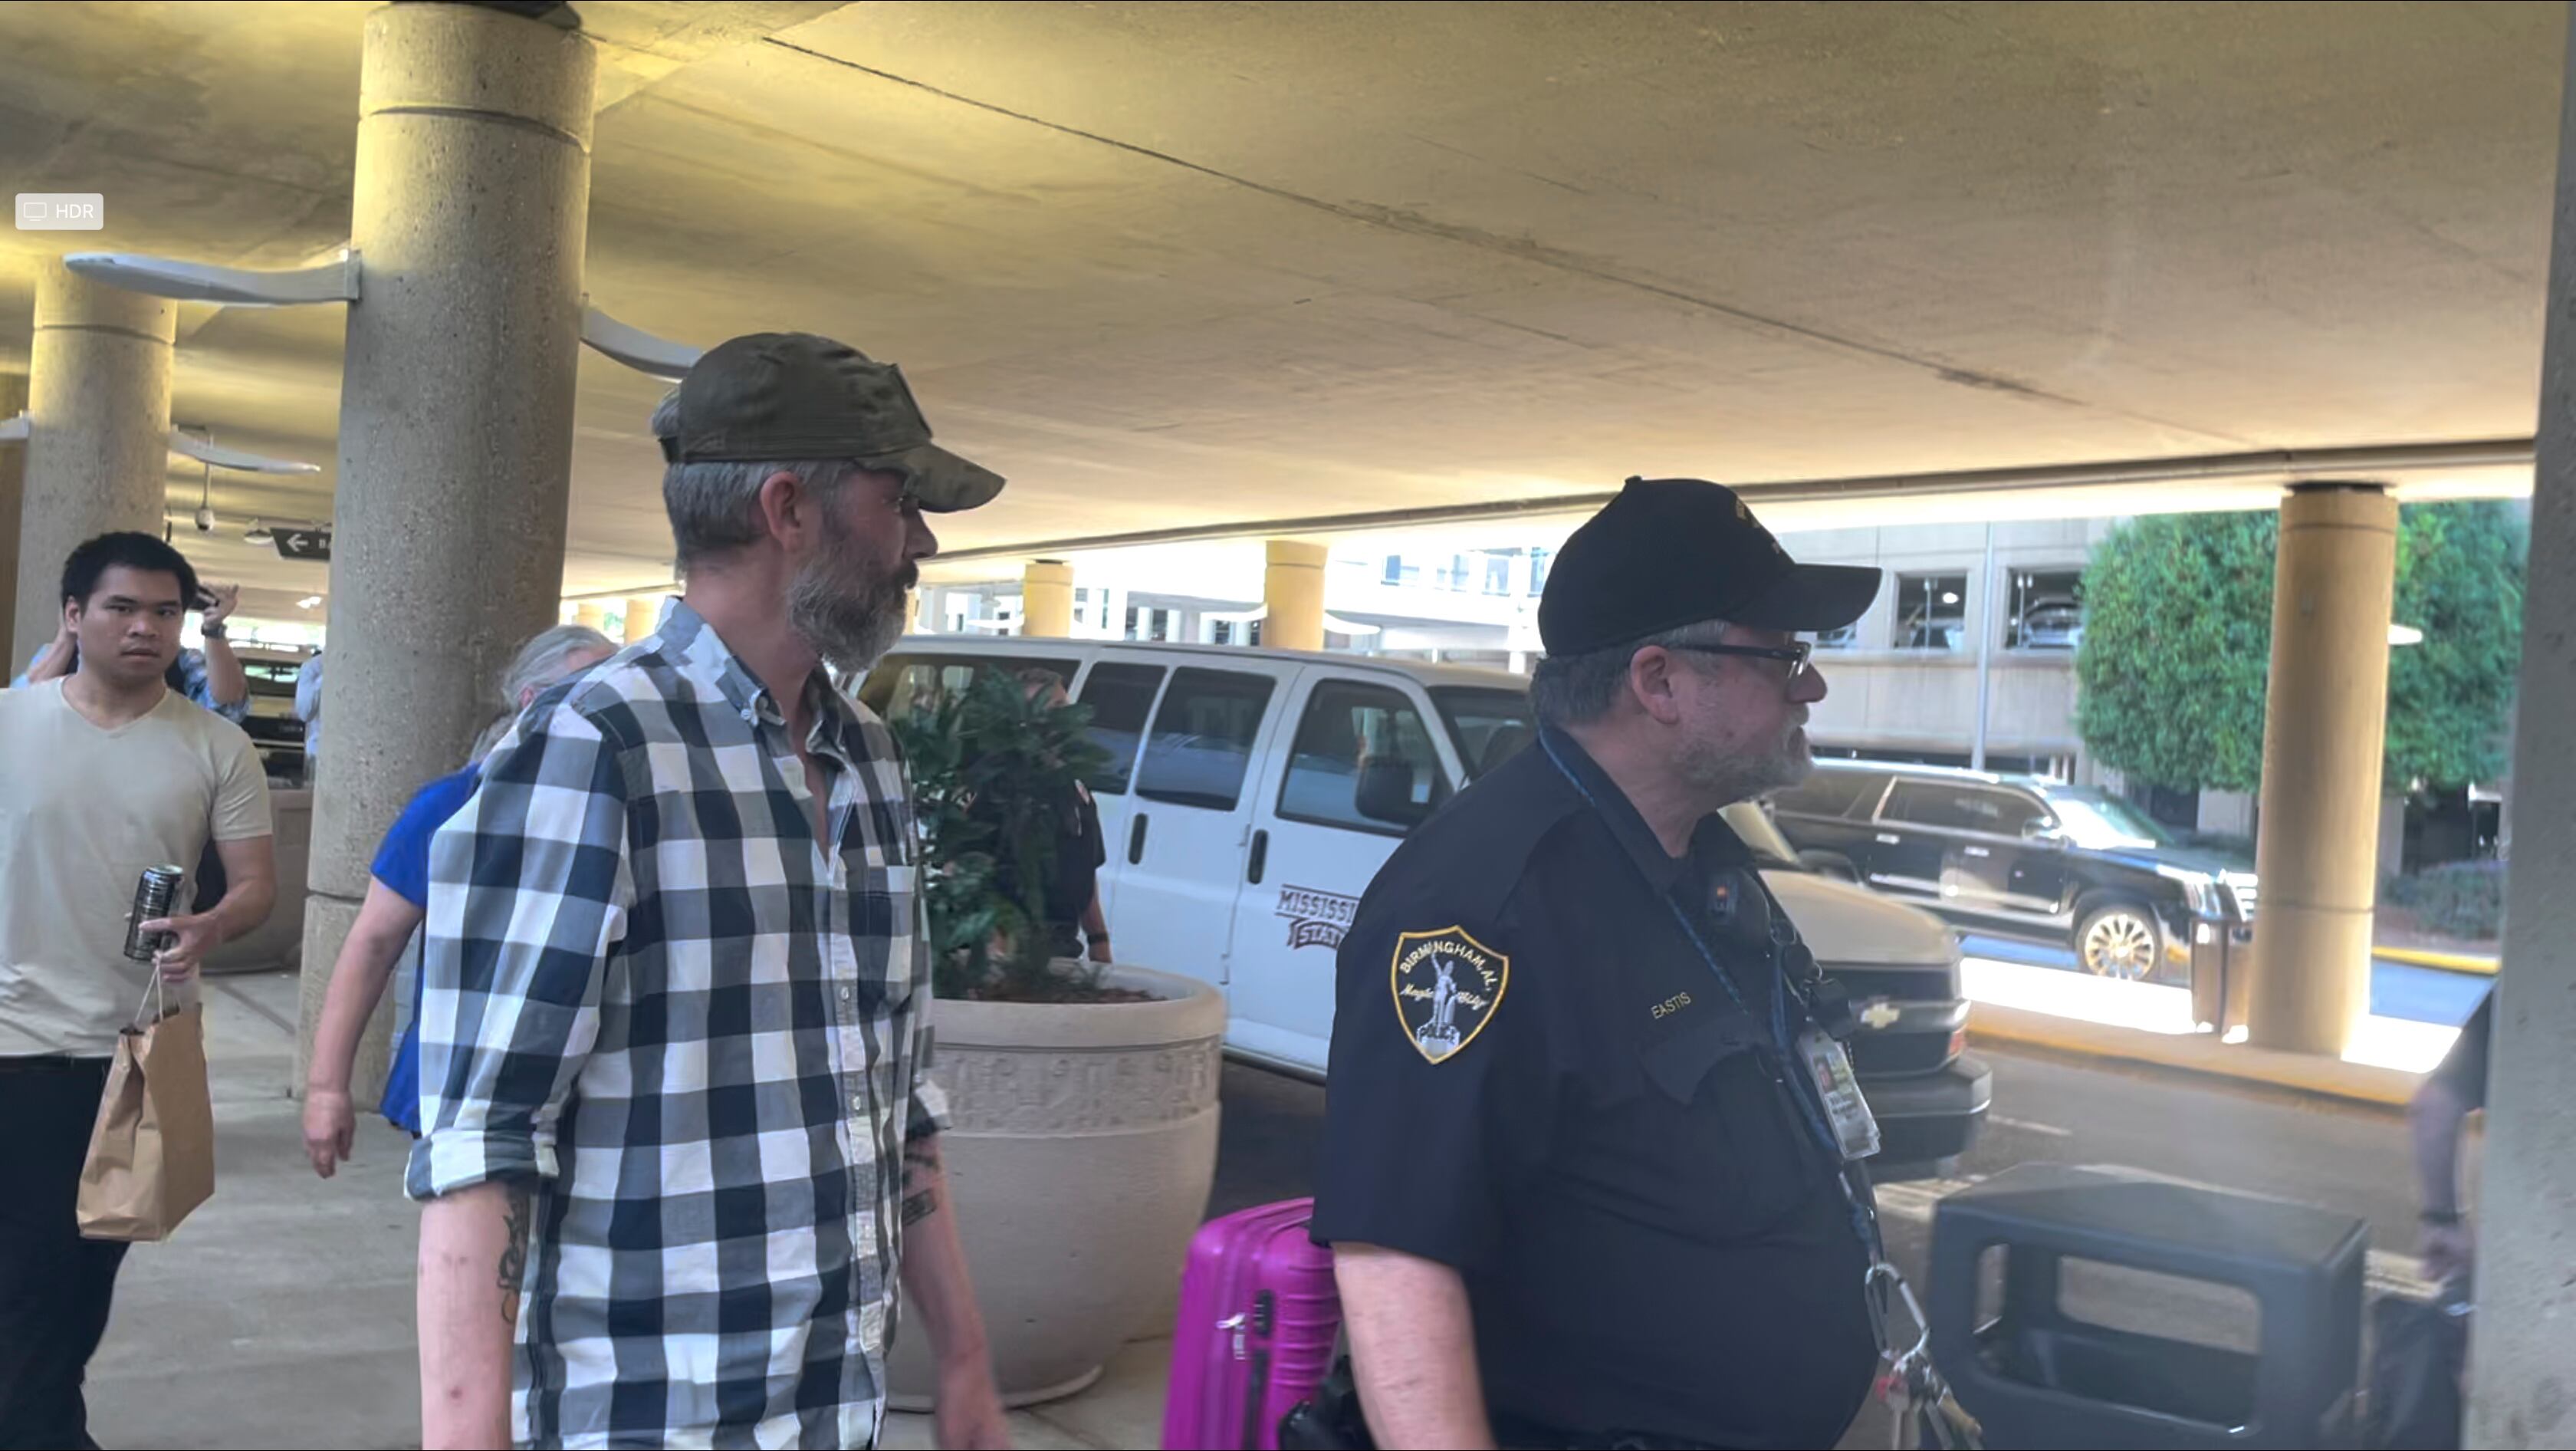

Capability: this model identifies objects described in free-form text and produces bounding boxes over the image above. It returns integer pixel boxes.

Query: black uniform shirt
[1309,727,1878,1449]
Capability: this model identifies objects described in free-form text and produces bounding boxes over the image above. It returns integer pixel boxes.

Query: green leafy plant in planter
[893,668,1119,1002]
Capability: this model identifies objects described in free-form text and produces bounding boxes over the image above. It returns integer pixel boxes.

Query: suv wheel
[2076,901,2163,981]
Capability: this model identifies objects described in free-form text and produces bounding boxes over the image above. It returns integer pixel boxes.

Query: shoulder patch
[1389,926,1510,1064]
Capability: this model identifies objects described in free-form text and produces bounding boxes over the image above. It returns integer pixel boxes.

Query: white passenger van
[859,637,1990,1166]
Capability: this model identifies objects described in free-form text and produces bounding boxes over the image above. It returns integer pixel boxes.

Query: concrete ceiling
[0,0,2562,602]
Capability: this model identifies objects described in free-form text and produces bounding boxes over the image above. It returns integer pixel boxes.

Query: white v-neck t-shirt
[0,679,272,1056]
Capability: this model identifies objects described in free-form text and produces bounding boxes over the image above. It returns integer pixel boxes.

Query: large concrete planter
[887,963,1224,1409]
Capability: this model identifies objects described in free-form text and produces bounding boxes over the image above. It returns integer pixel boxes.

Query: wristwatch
[200,623,227,640]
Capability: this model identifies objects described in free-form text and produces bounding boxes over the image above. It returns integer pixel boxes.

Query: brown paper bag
[77,999,216,1242]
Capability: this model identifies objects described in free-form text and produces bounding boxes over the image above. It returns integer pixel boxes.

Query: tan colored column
[0,373,25,660]
[2244,482,2397,1055]
[574,600,610,633]
[1020,559,1074,637]
[298,2,596,1104]
[2469,17,2576,1441]
[12,264,176,670]
[1263,539,1329,653]
[623,594,663,643]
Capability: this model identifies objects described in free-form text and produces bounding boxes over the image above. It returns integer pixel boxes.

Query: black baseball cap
[1538,477,1882,654]
[656,332,1004,512]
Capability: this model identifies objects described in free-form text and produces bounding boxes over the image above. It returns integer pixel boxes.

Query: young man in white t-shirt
[0,531,275,1449]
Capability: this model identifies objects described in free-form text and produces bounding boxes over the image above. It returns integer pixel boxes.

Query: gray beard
[1686,728,1812,808]
[788,552,911,675]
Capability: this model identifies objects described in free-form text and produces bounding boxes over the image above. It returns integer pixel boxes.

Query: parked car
[1765,761,2256,982]
[857,638,1989,1172]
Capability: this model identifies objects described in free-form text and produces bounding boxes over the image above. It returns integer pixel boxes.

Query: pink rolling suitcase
[1161,1197,1343,1451]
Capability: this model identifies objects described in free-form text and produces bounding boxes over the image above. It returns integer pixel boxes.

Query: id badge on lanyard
[1796,1028,1882,1162]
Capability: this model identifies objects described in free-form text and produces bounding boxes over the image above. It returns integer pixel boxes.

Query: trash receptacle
[1927,1163,2367,1449]
[2188,918,2256,1034]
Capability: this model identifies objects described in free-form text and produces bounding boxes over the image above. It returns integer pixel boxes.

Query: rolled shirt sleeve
[406,704,633,1200]
[902,876,948,1141]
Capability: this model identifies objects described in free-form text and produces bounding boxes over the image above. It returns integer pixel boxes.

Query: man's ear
[1627,647,1689,726]
[60,597,82,630]
[752,469,813,548]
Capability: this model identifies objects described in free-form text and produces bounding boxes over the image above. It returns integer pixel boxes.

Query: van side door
[1107,658,1303,995]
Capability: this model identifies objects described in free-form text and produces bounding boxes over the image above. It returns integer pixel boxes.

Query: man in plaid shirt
[409,334,1010,1449]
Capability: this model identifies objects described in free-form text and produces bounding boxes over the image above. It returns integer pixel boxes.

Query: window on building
[1527,548,1552,595]
[1135,668,1278,810]
[1483,554,1513,595]
[1247,620,1264,648]
[1210,620,1235,647]
[1075,663,1165,794]
[1811,620,1862,651]
[2007,570,2085,650]
[1277,681,1447,834]
[1383,555,1418,586]
[1896,572,1970,651]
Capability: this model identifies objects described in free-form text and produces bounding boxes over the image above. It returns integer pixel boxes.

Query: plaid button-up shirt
[407,600,944,1449]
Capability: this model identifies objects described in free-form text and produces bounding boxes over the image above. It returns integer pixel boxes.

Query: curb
[1967,1001,2420,1108]
[2374,945,2500,976]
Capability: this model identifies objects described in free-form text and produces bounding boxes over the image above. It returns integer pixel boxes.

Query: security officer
[1310,478,1889,1451]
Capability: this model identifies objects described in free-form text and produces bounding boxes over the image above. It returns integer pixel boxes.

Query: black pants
[0,1058,129,1450]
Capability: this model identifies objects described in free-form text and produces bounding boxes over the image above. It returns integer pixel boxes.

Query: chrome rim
[2082,912,2157,980]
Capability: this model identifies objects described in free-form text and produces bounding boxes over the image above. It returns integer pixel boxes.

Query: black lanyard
[1539,731,1884,1260]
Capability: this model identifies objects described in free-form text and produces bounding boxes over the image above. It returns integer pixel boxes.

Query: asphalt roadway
[1211,1035,2449,1448]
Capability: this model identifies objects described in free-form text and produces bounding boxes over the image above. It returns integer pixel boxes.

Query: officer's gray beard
[788,514,915,674]
[1682,722,1813,808]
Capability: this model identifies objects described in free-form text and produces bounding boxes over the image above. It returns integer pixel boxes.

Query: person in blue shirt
[300,624,615,1173]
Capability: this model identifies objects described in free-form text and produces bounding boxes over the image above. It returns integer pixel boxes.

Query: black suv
[1766,762,2256,981]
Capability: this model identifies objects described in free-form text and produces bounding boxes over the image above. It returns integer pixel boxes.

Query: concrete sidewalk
[88,968,1166,1450]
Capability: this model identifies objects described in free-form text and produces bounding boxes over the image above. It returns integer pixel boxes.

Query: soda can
[124,864,186,962]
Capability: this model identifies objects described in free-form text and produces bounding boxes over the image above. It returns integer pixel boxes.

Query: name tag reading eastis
[1392,927,1510,1065]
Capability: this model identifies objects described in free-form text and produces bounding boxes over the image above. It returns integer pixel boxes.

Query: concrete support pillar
[623,595,663,643]
[1263,539,1329,653]
[12,263,176,670]
[0,373,26,660]
[1020,559,1074,638]
[573,600,610,633]
[2245,482,2397,1056]
[2468,18,2576,1442]
[297,1,596,1103]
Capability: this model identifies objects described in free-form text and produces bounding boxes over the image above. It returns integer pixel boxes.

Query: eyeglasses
[1664,639,1814,682]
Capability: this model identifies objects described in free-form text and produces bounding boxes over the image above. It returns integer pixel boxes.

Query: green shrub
[892,669,1111,1001]
[2384,860,2506,941]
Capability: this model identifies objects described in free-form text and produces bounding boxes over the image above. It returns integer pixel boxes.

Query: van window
[1770,769,1886,821]
[859,653,1075,724]
[1135,669,1277,810]
[1278,682,1447,836]
[1429,686,1536,779]
[1885,781,2050,837]
[1076,663,1164,794]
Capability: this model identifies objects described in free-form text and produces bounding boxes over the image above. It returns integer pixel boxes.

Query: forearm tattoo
[900,1137,940,1228]
[498,1186,531,1327]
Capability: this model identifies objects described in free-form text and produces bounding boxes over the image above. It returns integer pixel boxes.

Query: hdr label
[17,193,104,231]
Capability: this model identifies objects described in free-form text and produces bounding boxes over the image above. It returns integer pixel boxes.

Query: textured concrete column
[2468,17,2576,1443]
[2245,483,2397,1055]
[0,373,25,660]
[297,1,596,1102]
[1020,559,1074,637]
[12,265,176,670]
[1263,539,1329,653]
[623,594,663,643]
